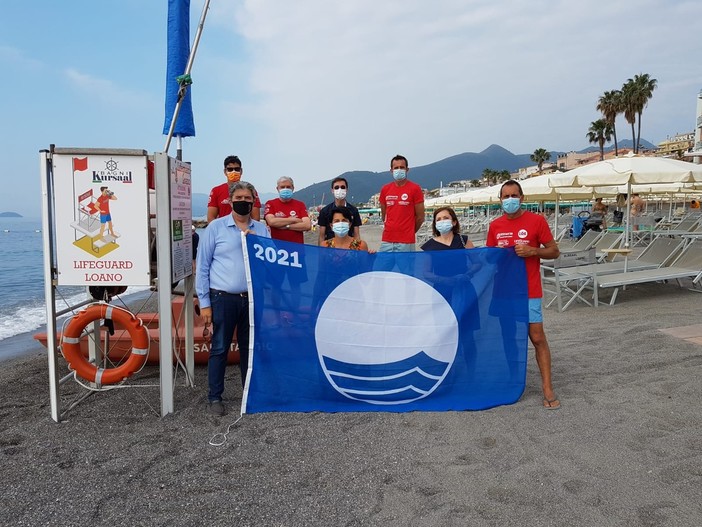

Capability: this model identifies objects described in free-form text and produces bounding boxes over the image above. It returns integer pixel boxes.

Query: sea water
[0,216,147,358]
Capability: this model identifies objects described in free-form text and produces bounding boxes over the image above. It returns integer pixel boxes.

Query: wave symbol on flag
[323,351,450,403]
[315,271,459,405]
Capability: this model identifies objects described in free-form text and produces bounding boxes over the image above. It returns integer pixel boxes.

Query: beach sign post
[39,147,198,421]
[40,148,150,421]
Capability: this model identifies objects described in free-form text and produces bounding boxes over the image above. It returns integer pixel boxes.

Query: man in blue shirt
[196,181,270,416]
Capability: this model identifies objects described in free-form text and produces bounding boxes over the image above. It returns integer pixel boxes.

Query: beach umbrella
[548,154,702,187]
[549,155,702,246]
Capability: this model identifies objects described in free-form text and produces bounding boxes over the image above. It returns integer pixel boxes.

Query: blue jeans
[208,290,250,402]
[375,242,417,274]
[378,241,415,252]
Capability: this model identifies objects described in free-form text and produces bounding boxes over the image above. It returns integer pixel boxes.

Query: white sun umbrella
[549,155,702,246]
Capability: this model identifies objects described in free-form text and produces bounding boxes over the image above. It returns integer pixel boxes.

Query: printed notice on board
[170,158,193,283]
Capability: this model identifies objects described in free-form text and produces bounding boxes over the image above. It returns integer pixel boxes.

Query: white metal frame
[41,147,194,422]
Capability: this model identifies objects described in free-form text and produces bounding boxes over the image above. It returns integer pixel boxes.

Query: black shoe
[207,400,225,416]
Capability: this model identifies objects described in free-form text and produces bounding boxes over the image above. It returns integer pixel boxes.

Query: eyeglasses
[333,185,347,190]
[225,166,242,173]
[202,324,211,340]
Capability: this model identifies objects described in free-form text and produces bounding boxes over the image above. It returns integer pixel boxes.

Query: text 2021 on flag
[243,237,528,413]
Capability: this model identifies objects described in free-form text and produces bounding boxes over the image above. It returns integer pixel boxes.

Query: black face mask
[231,200,254,216]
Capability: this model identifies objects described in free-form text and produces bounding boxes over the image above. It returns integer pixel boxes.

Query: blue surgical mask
[279,188,293,200]
[332,222,350,237]
[501,197,521,214]
[392,169,407,181]
[435,219,453,234]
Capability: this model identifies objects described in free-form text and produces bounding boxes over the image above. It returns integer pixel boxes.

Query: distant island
[0,212,22,218]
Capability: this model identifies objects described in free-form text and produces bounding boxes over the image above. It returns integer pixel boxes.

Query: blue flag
[243,237,529,413]
[163,0,195,137]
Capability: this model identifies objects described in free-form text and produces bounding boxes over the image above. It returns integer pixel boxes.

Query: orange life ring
[61,304,150,386]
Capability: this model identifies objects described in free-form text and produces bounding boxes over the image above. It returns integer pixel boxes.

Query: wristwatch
[285,224,290,229]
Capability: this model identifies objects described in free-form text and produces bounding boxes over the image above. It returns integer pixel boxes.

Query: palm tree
[482,168,498,186]
[587,119,614,161]
[498,170,512,182]
[596,90,622,156]
[470,179,482,188]
[630,73,657,153]
[620,80,638,153]
[530,148,551,175]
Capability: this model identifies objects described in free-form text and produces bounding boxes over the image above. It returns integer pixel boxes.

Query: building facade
[657,132,694,157]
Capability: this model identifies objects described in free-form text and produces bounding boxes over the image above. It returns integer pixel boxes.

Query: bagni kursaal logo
[315,271,459,405]
[91,157,134,183]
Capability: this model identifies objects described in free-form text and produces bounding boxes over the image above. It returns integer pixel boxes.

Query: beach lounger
[595,240,702,306]
[593,231,624,261]
[559,229,603,251]
[653,216,700,238]
[547,237,685,281]
[631,215,657,247]
[541,248,598,312]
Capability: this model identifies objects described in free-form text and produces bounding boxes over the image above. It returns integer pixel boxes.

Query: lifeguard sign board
[53,150,151,286]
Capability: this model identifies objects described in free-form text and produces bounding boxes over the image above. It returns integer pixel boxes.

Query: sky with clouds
[1,0,701,216]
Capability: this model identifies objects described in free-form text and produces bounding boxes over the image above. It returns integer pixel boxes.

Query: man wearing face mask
[263,176,311,325]
[196,181,270,416]
[317,177,362,245]
[379,154,425,252]
[264,176,311,243]
[206,155,261,223]
[486,180,561,410]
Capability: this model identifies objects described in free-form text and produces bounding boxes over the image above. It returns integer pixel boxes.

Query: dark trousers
[208,290,249,402]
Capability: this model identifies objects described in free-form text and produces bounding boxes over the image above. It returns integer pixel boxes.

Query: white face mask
[435,219,453,234]
[333,188,347,200]
[332,222,350,237]
[392,169,407,181]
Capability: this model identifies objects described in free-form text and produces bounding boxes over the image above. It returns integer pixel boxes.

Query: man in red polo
[207,155,261,222]
[379,154,425,252]
[264,176,311,243]
[486,179,561,410]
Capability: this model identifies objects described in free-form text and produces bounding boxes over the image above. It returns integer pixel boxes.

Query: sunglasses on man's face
[333,185,346,190]
[225,166,242,173]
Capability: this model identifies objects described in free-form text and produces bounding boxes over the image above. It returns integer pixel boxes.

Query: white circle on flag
[315,271,458,404]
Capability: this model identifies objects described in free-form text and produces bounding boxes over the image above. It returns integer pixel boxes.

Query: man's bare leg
[529,322,560,409]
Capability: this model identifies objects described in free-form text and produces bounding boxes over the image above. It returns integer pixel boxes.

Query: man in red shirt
[97,186,118,240]
[379,155,425,252]
[264,176,311,323]
[486,180,561,410]
[264,176,311,243]
[207,156,261,223]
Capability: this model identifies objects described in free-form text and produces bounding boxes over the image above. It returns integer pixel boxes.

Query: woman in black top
[421,206,474,252]
[421,206,479,374]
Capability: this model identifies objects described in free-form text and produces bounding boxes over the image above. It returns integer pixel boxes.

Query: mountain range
[291,139,655,207]
[192,139,656,215]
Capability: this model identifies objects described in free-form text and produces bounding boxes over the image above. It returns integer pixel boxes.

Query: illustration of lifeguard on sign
[69,157,123,257]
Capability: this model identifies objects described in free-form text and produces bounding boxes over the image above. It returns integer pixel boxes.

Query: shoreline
[0,287,157,363]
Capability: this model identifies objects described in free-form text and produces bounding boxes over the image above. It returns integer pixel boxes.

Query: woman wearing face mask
[421,207,474,251]
[324,207,369,251]
[421,206,479,377]
[421,206,475,282]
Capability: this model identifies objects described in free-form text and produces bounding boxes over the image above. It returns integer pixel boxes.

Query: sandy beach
[1,226,701,526]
